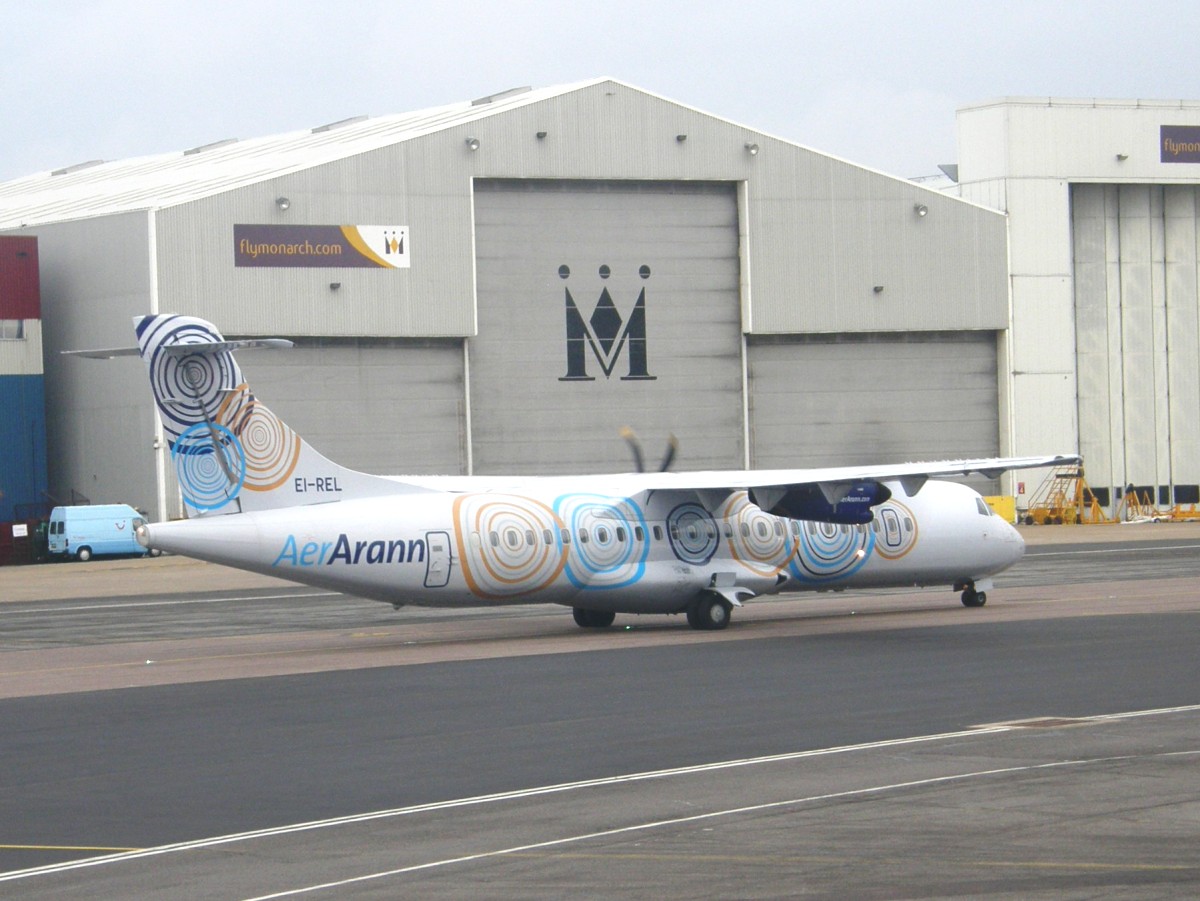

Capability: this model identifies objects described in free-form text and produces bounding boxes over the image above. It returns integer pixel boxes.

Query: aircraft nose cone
[997,518,1025,567]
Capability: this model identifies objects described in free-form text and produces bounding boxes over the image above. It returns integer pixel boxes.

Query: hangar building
[957,97,1200,511]
[1,78,1007,523]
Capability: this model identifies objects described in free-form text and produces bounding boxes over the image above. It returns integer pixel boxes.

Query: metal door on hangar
[471,179,743,474]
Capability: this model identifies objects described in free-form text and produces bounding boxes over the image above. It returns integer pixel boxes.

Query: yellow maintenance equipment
[1021,465,1198,524]
[1021,464,1112,525]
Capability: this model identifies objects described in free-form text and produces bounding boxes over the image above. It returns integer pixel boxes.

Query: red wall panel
[0,236,40,320]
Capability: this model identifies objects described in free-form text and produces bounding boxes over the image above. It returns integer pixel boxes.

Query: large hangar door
[236,342,465,476]
[1072,184,1200,506]
[472,180,743,474]
[749,332,999,468]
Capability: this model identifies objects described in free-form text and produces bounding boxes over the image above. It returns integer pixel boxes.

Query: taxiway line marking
[3,702,1199,886]
[242,748,1200,899]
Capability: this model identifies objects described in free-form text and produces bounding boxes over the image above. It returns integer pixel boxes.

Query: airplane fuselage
[143,478,1023,615]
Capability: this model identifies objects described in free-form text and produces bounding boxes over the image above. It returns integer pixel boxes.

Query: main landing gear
[957,578,987,607]
[572,608,616,628]
[686,595,733,630]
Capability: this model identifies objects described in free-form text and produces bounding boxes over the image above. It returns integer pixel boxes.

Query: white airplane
[112,314,1079,630]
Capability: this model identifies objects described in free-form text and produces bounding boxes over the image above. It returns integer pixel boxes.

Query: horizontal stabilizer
[65,337,293,359]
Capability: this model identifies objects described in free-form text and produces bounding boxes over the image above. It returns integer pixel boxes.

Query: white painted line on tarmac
[244,748,1200,900]
[1028,543,1200,557]
[4,702,1199,887]
[15,592,341,613]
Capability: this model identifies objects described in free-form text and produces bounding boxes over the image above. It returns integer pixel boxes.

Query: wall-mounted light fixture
[536,131,547,139]
[1116,153,1129,161]
[873,285,885,294]
[275,196,291,211]
[465,137,480,151]
[744,142,760,156]
[675,134,687,143]
[329,282,341,291]
[913,203,928,218]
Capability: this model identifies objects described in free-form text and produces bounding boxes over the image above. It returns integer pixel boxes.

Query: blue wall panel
[0,375,49,521]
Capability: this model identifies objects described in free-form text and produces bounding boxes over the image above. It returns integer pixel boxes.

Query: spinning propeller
[620,426,678,473]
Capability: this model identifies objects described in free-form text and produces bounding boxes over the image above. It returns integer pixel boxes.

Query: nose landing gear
[955,578,988,607]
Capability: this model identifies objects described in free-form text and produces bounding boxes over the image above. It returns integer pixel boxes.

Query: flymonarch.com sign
[1161,125,1200,164]
[234,225,409,268]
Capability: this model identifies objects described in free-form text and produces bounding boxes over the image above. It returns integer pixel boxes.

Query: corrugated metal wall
[470,179,743,473]
[1072,183,1200,503]
[748,332,999,469]
[33,214,162,517]
[150,81,998,341]
[746,162,1009,335]
[154,145,479,338]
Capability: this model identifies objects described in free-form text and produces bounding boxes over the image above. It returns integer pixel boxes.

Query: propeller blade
[658,433,679,472]
[619,426,646,473]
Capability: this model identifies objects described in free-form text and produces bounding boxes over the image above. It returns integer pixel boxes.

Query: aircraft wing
[615,453,1082,523]
[400,454,1079,522]
[645,454,1079,493]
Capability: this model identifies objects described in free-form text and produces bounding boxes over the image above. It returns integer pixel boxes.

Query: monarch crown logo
[559,263,655,381]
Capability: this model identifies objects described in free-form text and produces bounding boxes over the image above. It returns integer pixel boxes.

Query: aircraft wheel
[572,608,616,628]
[76,547,92,562]
[688,596,732,630]
[961,588,986,607]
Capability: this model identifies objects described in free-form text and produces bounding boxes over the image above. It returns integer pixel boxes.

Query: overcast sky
[3,1,1199,183]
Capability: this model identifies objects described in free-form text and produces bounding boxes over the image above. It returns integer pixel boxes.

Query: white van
[46,504,159,561]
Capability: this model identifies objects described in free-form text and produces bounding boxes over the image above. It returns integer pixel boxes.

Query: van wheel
[148,548,162,558]
[76,547,93,562]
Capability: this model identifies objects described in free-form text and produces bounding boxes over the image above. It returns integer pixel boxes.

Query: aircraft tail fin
[135,314,421,517]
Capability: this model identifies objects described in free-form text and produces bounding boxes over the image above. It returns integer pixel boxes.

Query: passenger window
[617,526,627,542]
[723,523,734,538]
[543,528,553,544]
[652,525,663,541]
[635,526,644,541]
[579,528,590,544]
[560,528,571,545]
[489,531,499,547]
[525,529,535,546]
[595,526,609,543]
[773,520,783,537]
[904,517,913,531]
[686,525,699,540]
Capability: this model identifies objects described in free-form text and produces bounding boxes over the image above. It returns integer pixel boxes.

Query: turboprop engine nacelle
[751,481,892,525]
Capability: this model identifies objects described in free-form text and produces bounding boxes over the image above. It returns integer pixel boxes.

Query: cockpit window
[976,498,992,516]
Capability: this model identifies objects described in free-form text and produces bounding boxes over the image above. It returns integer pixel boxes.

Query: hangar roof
[0,79,613,228]
[0,77,963,230]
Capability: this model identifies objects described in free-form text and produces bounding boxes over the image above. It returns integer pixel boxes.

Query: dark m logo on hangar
[558,264,656,381]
